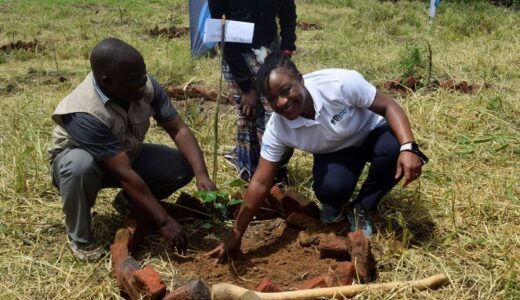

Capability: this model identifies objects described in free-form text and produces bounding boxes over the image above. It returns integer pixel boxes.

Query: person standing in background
[208,0,297,183]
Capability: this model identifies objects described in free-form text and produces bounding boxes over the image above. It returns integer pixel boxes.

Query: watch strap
[400,142,429,165]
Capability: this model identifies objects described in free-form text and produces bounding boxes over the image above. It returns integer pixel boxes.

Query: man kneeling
[48,38,215,261]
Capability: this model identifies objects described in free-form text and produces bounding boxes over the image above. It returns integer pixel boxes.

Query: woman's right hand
[205,231,242,265]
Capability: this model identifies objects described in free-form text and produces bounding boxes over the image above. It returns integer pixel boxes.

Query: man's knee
[56,150,102,184]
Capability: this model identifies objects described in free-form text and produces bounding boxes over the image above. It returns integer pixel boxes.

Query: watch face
[411,143,419,151]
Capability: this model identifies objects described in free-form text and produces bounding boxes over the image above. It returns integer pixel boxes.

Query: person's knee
[59,151,101,183]
[313,179,355,205]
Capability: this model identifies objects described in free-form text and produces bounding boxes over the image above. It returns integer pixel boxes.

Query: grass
[1,0,519,298]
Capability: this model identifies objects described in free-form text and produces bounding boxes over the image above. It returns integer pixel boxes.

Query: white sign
[203,19,254,44]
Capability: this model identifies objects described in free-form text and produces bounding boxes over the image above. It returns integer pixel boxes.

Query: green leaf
[216,190,229,198]
[194,191,217,203]
[228,199,244,206]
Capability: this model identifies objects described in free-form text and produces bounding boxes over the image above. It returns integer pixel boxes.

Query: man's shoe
[347,206,373,239]
[320,204,345,224]
[112,191,134,216]
[67,235,103,262]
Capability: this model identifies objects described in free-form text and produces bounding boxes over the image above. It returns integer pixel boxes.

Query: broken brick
[133,265,166,300]
[280,188,320,219]
[297,276,329,290]
[319,233,350,261]
[163,280,210,300]
[161,200,210,220]
[286,212,322,230]
[347,230,377,283]
[255,277,283,293]
[330,262,356,286]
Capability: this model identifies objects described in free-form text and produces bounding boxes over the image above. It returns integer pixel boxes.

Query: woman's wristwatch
[400,142,429,165]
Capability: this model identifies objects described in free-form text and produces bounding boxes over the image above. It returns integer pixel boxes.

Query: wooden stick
[212,14,226,184]
[211,273,449,300]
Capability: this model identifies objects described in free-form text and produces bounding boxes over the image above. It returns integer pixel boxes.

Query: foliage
[193,179,246,222]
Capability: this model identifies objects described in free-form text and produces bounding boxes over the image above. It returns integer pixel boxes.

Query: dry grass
[1,0,519,299]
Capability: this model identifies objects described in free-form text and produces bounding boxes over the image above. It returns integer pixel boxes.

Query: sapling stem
[212,15,226,184]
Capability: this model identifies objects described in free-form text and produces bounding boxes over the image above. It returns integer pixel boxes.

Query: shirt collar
[92,77,111,104]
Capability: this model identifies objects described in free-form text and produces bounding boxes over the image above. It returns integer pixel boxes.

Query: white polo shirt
[260,68,386,162]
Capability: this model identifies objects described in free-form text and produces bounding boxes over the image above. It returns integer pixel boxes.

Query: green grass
[1,0,519,298]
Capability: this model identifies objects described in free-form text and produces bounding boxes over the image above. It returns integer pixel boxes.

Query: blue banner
[189,0,216,58]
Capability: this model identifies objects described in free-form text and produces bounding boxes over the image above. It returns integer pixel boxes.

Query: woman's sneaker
[320,204,345,224]
[67,235,103,262]
[347,206,373,239]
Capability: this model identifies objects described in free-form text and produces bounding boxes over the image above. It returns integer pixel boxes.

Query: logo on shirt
[330,106,349,125]
[261,143,271,151]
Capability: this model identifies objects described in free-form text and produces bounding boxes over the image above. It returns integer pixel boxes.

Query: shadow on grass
[374,189,437,246]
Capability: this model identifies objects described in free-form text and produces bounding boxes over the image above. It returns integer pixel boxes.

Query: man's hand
[159,218,187,255]
[205,231,242,265]
[395,151,423,188]
[239,89,258,117]
[196,175,216,191]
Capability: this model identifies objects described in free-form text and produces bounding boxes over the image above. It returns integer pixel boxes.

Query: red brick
[255,277,283,293]
[330,262,356,286]
[281,188,320,219]
[132,265,166,300]
[297,276,329,290]
[286,212,322,230]
[347,230,377,283]
[163,280,210,300]
[319,233,350,261]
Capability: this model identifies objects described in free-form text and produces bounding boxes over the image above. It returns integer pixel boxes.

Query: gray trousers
[51,144,194,244]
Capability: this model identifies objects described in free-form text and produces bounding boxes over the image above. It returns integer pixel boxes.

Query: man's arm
[206,157,278,264]
[101,152,187,253]
[369,91,423,187]
[159,117,215,191]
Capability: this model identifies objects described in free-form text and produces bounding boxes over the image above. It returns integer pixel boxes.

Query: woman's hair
[256,51,302,96]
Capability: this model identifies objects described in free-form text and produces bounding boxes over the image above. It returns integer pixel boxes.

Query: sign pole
[212,15,226,184]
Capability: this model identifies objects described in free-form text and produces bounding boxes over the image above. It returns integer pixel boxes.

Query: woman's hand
[205,230,242,265]
[395,151,423,187]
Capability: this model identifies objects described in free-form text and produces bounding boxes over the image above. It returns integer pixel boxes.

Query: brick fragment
[297,276,329,290]
[347,230,377,283]
[163,280,210,300]
[281,188,320,219]
[319,233,350,261]
[286,212,323,230]
[330,262,356,286]
[255,277,283,293]
[161,200,210,220]
[133,265,166,300]
[176,192,210,216]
